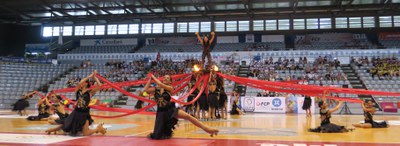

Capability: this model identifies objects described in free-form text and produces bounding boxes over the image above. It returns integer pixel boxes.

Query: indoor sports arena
[0,0,400,145]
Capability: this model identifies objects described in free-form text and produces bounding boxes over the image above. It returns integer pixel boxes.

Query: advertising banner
[296,33,353,45]
[379,32,400,40]
[80,38,137,46]
[146,37,197,45]
[253,97,286,113]
[25,44,50,53]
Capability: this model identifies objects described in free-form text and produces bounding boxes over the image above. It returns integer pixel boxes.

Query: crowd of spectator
[360,56,400,80]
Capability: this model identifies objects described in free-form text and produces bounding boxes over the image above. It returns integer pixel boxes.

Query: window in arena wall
[200,22,211,32]
[128,24,139,34]
[253,20,264,31]
[306,18,318,29]
[265,20,277,30]
[63,26,73,36]
[238,21,249,31]
[52,27,60,36]
[42,27,53,37]
[215,21,225,32]
[95,25,105,35]
[84,25,95,35]
[226,21,238,32]
[278,19,290,30]
[163,23,174,33]
[118,24,128,35]
[188,22,199,33]
[152,23,163,34]
[293,19,305,30]
[349,17,362,28]
[74,26,85,36]
[177,22,188,33]
[142,23,152,34]
[394,16,400,27]
[319,18,332,29]
[107,25,118,35]
[335,17,348,29]
[362,17,375,28]
[379,16,392,27]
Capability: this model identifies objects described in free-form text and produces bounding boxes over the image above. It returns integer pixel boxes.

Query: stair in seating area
[341,64,382,111]
[234,65,250,96]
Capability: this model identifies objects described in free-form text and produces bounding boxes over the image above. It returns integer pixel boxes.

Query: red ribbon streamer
[170,74,209,105]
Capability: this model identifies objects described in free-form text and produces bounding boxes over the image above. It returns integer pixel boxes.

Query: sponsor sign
[253,97,286,113]
[80,38,137,46]
[25,43,50,53]
[242,97,255,112]
[379,32,400,40]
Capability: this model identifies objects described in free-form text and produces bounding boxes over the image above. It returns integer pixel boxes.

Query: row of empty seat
[67,45,135,54]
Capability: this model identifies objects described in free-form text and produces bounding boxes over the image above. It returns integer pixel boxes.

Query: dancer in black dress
[48,94,69,125]
[185,75,198,117]
[45,70,106,136]
[27,93,51,121]
[230,90,244,115]
[309,100,350,133]
[143,74,218,139]
[134,91,146,110]
[12,91,35,116]
[195,32,215,68]
[196,80,208,120]
[216,75,227,119]
[353,100,388,128]
[208,73,218,120]
[302,95,312,117]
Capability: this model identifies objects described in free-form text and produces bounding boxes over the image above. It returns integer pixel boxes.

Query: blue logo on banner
[95,39,102,45]
[272,98,281,107]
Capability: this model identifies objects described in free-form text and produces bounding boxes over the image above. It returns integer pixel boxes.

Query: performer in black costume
[195,32,216,68]
[48,94,69,125]
[208,73,218,120]
[230,90,244,115]
[143,74,218,139]
[309,100,351,133]
[134,91,146,110]
[302,95,312,117]
[27,93,51,121]
[216,75,228,119]
[12,91,35,116]
[45,70,106,136]
[353,100,388,128]
[185,75,198,117]
[196,80,208,120]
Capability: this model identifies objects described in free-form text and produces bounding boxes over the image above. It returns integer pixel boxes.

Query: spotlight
[212,65,219,72]
[193,64,201,72]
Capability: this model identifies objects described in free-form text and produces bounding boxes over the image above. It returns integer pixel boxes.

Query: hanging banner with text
[80,38,137,46]
[240,97,286,113]
[379,32,400,40]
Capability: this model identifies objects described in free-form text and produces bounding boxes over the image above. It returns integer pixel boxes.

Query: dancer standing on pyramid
[195,32,215,68]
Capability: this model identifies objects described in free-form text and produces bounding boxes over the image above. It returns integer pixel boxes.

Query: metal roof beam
[0,5,32,19]
[154,0,170,12]
[90,2,112,15]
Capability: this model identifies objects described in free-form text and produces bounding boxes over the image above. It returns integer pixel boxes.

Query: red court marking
[2,136,399,146]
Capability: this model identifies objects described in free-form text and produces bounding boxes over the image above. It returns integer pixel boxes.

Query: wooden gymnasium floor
[0,110,399,146]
